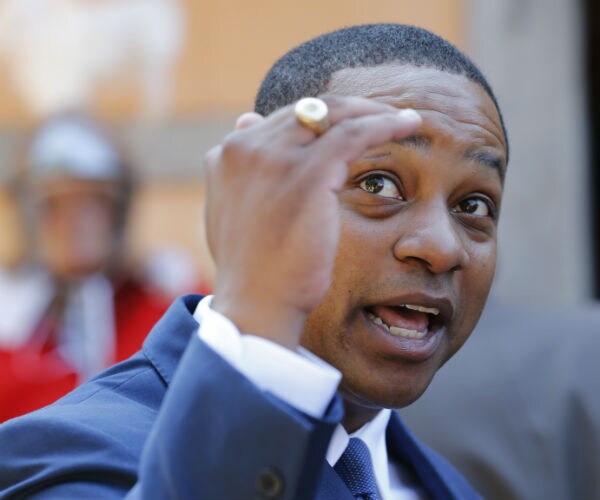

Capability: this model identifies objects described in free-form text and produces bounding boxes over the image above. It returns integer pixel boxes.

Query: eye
[359,174,401,199]
[453,197,492,217]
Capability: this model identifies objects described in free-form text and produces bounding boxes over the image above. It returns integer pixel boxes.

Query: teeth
[366,312,427,340]
[389,325,427,339]
[403,304,440,316]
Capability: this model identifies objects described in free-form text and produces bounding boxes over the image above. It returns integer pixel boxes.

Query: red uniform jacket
[0,280,171,422]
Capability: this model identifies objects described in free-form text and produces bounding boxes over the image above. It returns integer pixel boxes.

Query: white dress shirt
[194,296,425,500]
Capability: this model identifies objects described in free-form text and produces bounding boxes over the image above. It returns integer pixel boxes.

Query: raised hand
[205,96,421,349]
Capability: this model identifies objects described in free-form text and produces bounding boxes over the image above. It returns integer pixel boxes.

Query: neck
[342,399,380,433]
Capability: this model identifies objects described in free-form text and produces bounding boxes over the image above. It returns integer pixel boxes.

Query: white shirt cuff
[194,296,341,418]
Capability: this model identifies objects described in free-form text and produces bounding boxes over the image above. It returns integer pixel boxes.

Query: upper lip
[365,292,454,328]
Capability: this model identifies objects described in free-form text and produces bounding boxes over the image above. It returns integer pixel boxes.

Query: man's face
[299,64,507,419]
[30,178,122,279]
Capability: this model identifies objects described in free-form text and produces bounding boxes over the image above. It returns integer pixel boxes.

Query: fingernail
[397,108,422,125]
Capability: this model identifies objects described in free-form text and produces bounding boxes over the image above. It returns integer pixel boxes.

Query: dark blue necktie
[334,437,381,500]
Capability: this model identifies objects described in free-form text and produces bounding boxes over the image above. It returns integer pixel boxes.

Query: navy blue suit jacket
[0,295,480,499]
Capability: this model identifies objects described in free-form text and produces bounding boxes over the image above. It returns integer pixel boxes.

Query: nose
[392,203,469,274]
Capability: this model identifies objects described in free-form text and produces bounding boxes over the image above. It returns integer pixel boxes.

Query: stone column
[467,0,592,303]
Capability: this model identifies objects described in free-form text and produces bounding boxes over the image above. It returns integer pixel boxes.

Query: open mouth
[365,304,441,340]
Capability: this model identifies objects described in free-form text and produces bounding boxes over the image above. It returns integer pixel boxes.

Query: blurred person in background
[0,113,172,422]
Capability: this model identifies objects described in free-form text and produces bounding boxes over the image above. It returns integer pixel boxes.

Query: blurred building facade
[469,0,592,304]
[0,0,594,304]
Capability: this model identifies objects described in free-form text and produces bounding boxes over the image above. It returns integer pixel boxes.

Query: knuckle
[220,132,245,162]
[247,144,272,164]
[220,134,295,173]
[221,130,274,164]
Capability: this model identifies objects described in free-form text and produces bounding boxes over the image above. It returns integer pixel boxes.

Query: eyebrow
[362,134,431,160]
[400,135,506,181]
[464,149,506,182]
[393,135,432,150]
[362,134,506,181]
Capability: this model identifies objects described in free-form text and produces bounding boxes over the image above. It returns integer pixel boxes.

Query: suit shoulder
[0,353,165,497]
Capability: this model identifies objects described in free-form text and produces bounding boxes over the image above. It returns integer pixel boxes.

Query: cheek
[453,241,496,346]
[300,218,375,354]
[335,210,393,266]
[468,240,497,293]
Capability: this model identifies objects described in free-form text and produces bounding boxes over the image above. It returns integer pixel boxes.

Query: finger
[311,108,422,164]
[320,95,413,124]
[286,95,405,126]
[261,95,413,146]
[235,112,264,130]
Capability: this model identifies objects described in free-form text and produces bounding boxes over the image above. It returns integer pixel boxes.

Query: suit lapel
[314,414,444,500]
[386,411,462,500]
[314,460,354,500]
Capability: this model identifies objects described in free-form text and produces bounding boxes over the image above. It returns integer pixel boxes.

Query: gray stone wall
[467,0,592,303]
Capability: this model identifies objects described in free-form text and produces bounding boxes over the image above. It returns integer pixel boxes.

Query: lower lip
[360,309,444,362]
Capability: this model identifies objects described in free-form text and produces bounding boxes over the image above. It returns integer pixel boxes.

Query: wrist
[211,295,308,351]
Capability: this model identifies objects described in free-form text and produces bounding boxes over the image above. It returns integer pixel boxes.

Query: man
[0,24,508,499]
[0,114,170,421]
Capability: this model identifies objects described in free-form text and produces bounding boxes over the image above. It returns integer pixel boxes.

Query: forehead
[327,64,507,169]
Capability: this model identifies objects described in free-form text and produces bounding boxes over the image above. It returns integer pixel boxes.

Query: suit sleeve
[0,338,343,499]
[127,337,344,499]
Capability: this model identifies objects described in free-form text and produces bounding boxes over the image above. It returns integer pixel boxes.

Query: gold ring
[294,97,329,135]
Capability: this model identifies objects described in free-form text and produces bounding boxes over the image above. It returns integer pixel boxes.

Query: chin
[340,373,435,411]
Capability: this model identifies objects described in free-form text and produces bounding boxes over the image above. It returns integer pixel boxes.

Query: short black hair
[255,23,508,150]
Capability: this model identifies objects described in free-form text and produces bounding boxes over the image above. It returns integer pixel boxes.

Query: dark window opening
[584,0,600,296]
